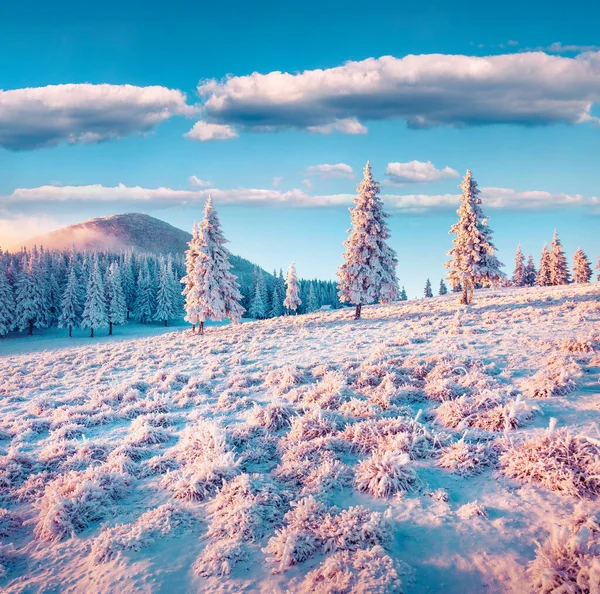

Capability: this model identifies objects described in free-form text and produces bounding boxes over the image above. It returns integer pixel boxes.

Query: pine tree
[134,262,153,324]
[58,261,82,337]
[15,256,48,336]
[249,272,267,319]
[438,279,448,296]
[337,161,399,319]
[180,198,245,335]
[524,255,537,287]
[269,281,284,317]
[0,260,15,337]
[445,170,504,305]
[121,252,136,319]
[81,258,108,338]
[106,262,127,334]
[307,282,318,312]
[283,262,301,314]
[399,286,408,301]
[537,244,552,286]
[154,260,178,326]
[512,245,526,287]
[572,248,592,284]
[424,278,433,298]
[549,231,570,286]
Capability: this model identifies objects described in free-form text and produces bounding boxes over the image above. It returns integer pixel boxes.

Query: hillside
[21,212,271,284]
[0,283,599,593]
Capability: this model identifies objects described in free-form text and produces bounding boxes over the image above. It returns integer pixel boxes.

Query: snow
[0,282,599,592]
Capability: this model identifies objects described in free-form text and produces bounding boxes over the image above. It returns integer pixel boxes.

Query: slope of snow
[0,284,599,593]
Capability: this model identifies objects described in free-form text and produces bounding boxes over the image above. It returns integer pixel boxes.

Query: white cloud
[544,42,600,53]
[185,120,238,141]
[305,163,354,179]
[2,182,597,212]
[193,51,600,136]
[0,84,192,150]
[385,161,459,184]
[302,179,312,190]
[189,175,212,188]
[272,176,283,187]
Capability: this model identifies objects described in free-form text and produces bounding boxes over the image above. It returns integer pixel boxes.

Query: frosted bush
[248,401,296,431]
[125,419,171,446]
[529,507,599,594]
[173,420,229,463]
[0,543,17,579]
[140,453,179,476]
[303,371,350,410]
[559,336,596,355]
[523,355,582,399]
[91,503,195,563]
[456,501,488,519]
[500,429,600,498]
[424,378,467,402]
[264,365,310,396]
[438,440,493,476]
[0,508,22,537]
[299,546,407,594]
[354,452,418,497]
[34,466,132,541]
[287,408,341,442]
[275,438,343,485]
[301,459,353,496]
[339,398,381,419]
[216,389,253,412]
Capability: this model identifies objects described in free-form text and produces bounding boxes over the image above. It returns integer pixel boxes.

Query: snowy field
[0,283,599,593]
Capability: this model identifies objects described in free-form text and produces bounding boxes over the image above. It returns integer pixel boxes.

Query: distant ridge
[21,212,271,286]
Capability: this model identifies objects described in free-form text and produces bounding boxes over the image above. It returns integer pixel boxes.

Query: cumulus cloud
[191,51,600,137]
[385,161,459,184]
[305,163,354,179]
[0,84,192,150]
[184,120,238,141]
[2,182,597,212]
[189,175,212,188]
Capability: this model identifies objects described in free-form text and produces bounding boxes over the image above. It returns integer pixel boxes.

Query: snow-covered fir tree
[180,198,245,335]
[81,257,108,338]
[154,260,179,326]
[106,262,127,335]
[307,282,318,312]
[512,245,526,287]
[424,278,433,298]
[0,260,15,337]
[572,248,592,284]
[269,280,284,317]
[58,261,82,337]
[283,261,301,314]
[337,161,398,319]
[438,279,448,296]
[445,170,504,305]
[15,256,48,336]
[249,273,267,319]
[399,286,408,301]
[121,252,137,320]
[524,255,537,287]
[549,231,570,286]
[134,262,153,324]
[536,244,552,286]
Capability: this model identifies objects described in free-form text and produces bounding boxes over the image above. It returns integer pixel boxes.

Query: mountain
[22,212,270,285]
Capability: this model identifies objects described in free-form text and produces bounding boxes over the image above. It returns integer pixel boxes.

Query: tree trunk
[90,328,94,338]
[199,321,205,336]
[468,284,474,305]
[354,303,362,320]
[69,326,72,338]
[164,320,167,327]
[127,310,130,320]
[192,323,196,334]
[28,320,33,336]
[108,322,113,336]
[460,283,469,305]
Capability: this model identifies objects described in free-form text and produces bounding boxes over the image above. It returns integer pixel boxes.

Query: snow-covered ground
[0,284,599,593]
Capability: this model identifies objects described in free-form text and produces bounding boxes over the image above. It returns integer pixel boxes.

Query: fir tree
[536,244,552,286]
[58,261,82,337]
[438,279,448,296]
[154,260,178,326]
[106,262,127,335]
[307,282,318,312]
[524,255,537,287]
[512,245,526,287]
[549,231,570,286]
[15,256,48,336]
[572,248,592,284]
[121,252,136,319]
[134,263,153,324]
[283,262,301,314]
[399,286,408,301]
[269,281,284,317]
[180,198,245,335]
[0,260,15,337]
[424,278,433,298]
[81,258,108,338]
[445,170,504,305]
[337,161,399,319]
[249,272,267,319]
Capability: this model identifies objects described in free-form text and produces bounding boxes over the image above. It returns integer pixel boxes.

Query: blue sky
[1,0,600,297]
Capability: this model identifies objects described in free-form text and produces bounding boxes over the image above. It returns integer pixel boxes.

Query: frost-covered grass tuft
[248,401,296,431]
[0,508,23,537]
[559,336,597,355]
[438,439,494,476]
[287,408,341,442]
[528,507,600,593]
[500,429,600,498]
[354,452,418,497]
[523,355,583,399]
[456,501,488,519]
